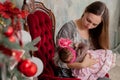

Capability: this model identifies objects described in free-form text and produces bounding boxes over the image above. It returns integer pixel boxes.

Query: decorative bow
[58,38,72,48]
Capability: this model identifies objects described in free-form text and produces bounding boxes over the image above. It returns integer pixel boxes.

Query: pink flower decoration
[58,38,72,48]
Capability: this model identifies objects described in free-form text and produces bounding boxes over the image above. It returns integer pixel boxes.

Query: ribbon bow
[58,38,72,48]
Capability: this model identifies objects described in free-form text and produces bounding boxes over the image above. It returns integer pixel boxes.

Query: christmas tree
[0,1,42,80]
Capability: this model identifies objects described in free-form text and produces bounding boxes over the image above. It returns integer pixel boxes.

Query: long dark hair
[85,1,109,49]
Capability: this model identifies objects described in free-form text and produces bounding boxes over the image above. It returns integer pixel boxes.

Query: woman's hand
[67,53,97,69]
[81,53,97,68]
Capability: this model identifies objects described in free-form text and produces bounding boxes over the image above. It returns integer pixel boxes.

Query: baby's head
[58,38,76,63]
[58,47,73,63]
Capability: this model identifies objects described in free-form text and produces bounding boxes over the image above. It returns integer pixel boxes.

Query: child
[57,38,116,80]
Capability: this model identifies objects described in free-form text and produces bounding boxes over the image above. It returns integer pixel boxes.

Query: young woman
[54,1,111,80]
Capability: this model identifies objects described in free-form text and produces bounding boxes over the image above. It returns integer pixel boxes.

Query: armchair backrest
[22,0,55,37]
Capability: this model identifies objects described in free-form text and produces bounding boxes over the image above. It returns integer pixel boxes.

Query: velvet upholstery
[27,10,80,80]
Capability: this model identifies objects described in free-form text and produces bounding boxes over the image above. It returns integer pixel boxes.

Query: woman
[54,1,110,80]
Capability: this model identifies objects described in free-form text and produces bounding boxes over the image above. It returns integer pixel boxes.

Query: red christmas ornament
[4,26,14,37]
[9,35,16,42]
[17,59,37,77]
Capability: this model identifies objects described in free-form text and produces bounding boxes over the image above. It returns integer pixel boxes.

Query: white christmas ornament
[17,30,32,45]
[30,56,44,77]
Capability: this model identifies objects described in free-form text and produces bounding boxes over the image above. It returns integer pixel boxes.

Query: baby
[58,38,116,80]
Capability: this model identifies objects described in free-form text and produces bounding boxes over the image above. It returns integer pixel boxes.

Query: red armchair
[25,0,79,80]
[23,0,109,80]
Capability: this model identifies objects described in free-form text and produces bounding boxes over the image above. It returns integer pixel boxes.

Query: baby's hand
[82,54,98,68]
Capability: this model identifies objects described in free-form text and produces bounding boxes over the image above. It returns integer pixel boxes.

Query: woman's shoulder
[64,20,75,26]
[56,20,77,42]
[61,20,76,31]
[67,20,74,24]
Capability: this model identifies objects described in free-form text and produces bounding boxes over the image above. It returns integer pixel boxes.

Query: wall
[1,0,120,49]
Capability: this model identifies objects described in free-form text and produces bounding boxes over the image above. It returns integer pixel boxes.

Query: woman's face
[81,12,102,29]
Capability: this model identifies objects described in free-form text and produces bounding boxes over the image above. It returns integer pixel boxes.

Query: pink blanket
[72,49,116,80]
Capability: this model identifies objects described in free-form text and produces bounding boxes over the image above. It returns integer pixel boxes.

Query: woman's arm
[67,62,83,69]
[67,54,97,69]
